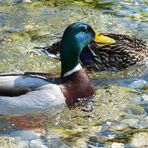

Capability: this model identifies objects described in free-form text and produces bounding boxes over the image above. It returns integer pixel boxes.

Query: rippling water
[0,0,147,147]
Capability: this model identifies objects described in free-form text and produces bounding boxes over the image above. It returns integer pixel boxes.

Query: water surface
[0,0,147,147]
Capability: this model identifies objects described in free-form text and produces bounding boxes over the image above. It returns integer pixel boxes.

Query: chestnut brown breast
[60,69,95,107]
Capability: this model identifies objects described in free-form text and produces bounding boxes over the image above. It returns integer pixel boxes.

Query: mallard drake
[39,33,148,71]
[0,22,115,116]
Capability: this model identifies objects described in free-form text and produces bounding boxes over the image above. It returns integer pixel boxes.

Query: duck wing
[85,34,148,71]
[0,73,50,96]
[101,33,147,53]
[34,41,61,59]
[33,34,147,71]
[0,73,65,116]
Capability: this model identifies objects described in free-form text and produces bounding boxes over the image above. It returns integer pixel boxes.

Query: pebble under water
[0,0,147,147]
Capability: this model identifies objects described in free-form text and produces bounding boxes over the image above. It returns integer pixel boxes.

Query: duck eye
[82,27,88,33]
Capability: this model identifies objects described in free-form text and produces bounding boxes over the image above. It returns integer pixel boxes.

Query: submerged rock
[121,118,139,127]
[130,132,148,147]
[111,142,124,148]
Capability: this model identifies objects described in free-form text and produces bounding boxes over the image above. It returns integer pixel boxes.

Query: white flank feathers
[0,75,66,116]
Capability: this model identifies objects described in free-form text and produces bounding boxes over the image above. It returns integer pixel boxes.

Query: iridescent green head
[60,22,95,77]
[60,22,115,77]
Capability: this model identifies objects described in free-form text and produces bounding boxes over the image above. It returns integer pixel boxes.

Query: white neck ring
[63,64,82,77]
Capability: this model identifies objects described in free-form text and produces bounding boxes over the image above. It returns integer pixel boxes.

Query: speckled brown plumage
[42,33,148,71]
[86,33,148,71]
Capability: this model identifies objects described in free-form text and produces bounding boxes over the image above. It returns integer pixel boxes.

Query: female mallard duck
[40,33,148,71]
[0,22,115,116]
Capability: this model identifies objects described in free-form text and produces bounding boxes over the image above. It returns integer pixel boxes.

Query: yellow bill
[94,32,116,44]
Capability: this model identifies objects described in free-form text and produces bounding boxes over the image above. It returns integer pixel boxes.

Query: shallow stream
[0,0,148,147]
